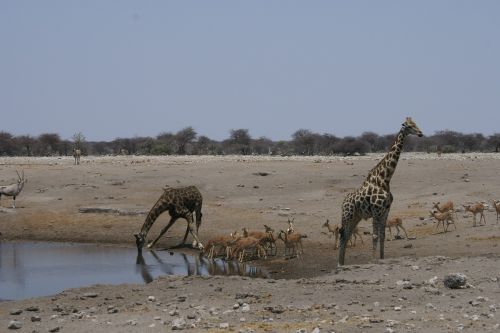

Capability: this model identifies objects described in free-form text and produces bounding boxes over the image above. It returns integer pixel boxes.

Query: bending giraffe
[338,117,423,265]
[134,185,204,252]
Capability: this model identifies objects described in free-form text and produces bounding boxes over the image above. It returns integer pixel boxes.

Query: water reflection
[135,249,267,284]
[0,241,266,300]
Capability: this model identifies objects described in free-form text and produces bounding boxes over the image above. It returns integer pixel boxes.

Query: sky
[1,1,499,141]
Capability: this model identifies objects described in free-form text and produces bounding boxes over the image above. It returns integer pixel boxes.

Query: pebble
[425,303,435,310]
[220,323,229,329]
[171,317,186,330]
[31,316,41,322]
[311,328,320,333]
[241,304,250,312]
[82,292,99,298]
[9,309,22,315]
[148,296,156,302]
[8,320,22,330]
[48,327,60,333]
[26,306,40,312]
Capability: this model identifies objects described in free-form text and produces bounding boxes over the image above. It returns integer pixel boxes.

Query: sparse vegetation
[1,128,500,156]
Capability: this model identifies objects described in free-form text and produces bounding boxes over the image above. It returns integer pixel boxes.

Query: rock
[172,317,187,330]
[126,319,138,326]
[9,309,22,315]
[403,243,413,248]
[265,305,285,314]
[370,318,384,323]
[26,306,39,312]
[311,328,320,333]
[148,296,156,302]
[49,327,60,333]
[220,323,229,329]
[31,316,41,322]
[8,320,22,330]
[241,304,250,312]
[427,276,439,287]
[82,292,99,298]
[444,273,467,289]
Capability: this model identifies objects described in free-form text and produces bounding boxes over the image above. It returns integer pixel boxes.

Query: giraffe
[337,117,423,265]
[134,185,204,252]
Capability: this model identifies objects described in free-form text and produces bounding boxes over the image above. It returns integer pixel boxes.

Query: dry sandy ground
[1,154,500,332]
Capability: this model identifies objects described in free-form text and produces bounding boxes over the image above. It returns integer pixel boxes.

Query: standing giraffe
[337,117,423,265]
[134,185,204,252]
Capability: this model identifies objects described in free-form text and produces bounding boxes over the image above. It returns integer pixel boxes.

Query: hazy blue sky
[1,1,499,141]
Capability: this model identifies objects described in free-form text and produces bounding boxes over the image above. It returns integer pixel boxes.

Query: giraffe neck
[139,197,169,238]
[366,127,407,187]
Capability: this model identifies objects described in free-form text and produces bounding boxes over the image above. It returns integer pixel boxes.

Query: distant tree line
[1,127,500,157]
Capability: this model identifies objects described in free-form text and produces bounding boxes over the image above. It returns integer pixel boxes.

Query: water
[0,241,266,300]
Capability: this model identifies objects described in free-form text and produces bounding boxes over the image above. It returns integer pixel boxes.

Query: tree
[72,132,86,150]
[291,129,316,155]
[17,135,36,156]
[0,131,16,156]
[194,135,217,155]
[228,129,252,154]
[38,133,62,155]
[252,136,273,155]
[487,133,500,152]
[175,127,197,155]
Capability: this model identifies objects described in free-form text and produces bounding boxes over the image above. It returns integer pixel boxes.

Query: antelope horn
[15,170,21,180]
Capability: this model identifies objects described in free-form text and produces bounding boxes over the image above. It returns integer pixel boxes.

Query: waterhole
[0,241,266,300]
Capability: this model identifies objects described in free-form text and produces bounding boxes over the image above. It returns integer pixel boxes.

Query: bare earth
[1,154,500,332]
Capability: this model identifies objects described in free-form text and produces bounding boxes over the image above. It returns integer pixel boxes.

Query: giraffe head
[134,233,146,251]
[402,117,423,137]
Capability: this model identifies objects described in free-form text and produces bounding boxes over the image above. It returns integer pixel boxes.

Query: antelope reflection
[135,250,266,283]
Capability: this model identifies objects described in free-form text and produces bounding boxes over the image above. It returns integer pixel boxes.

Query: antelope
[286,218,295,234]
[278,230,306,257]
[429,210,456,232]
[322,219,363,249]
[493,200,500,223]
[203,231,240,260]
[463,203,486,227]
[0,171,27,208]
[73,148,81,165]
[242,225,277,256]
[230,236,266,262]
[433,201,457,220]
[385,217,409,239]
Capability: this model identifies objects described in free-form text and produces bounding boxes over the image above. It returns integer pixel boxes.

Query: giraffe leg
[148,217,178,248]
[338,225,352,266]
[378,218,387,260]
[372,223,379,251]
[184,213,204,249]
